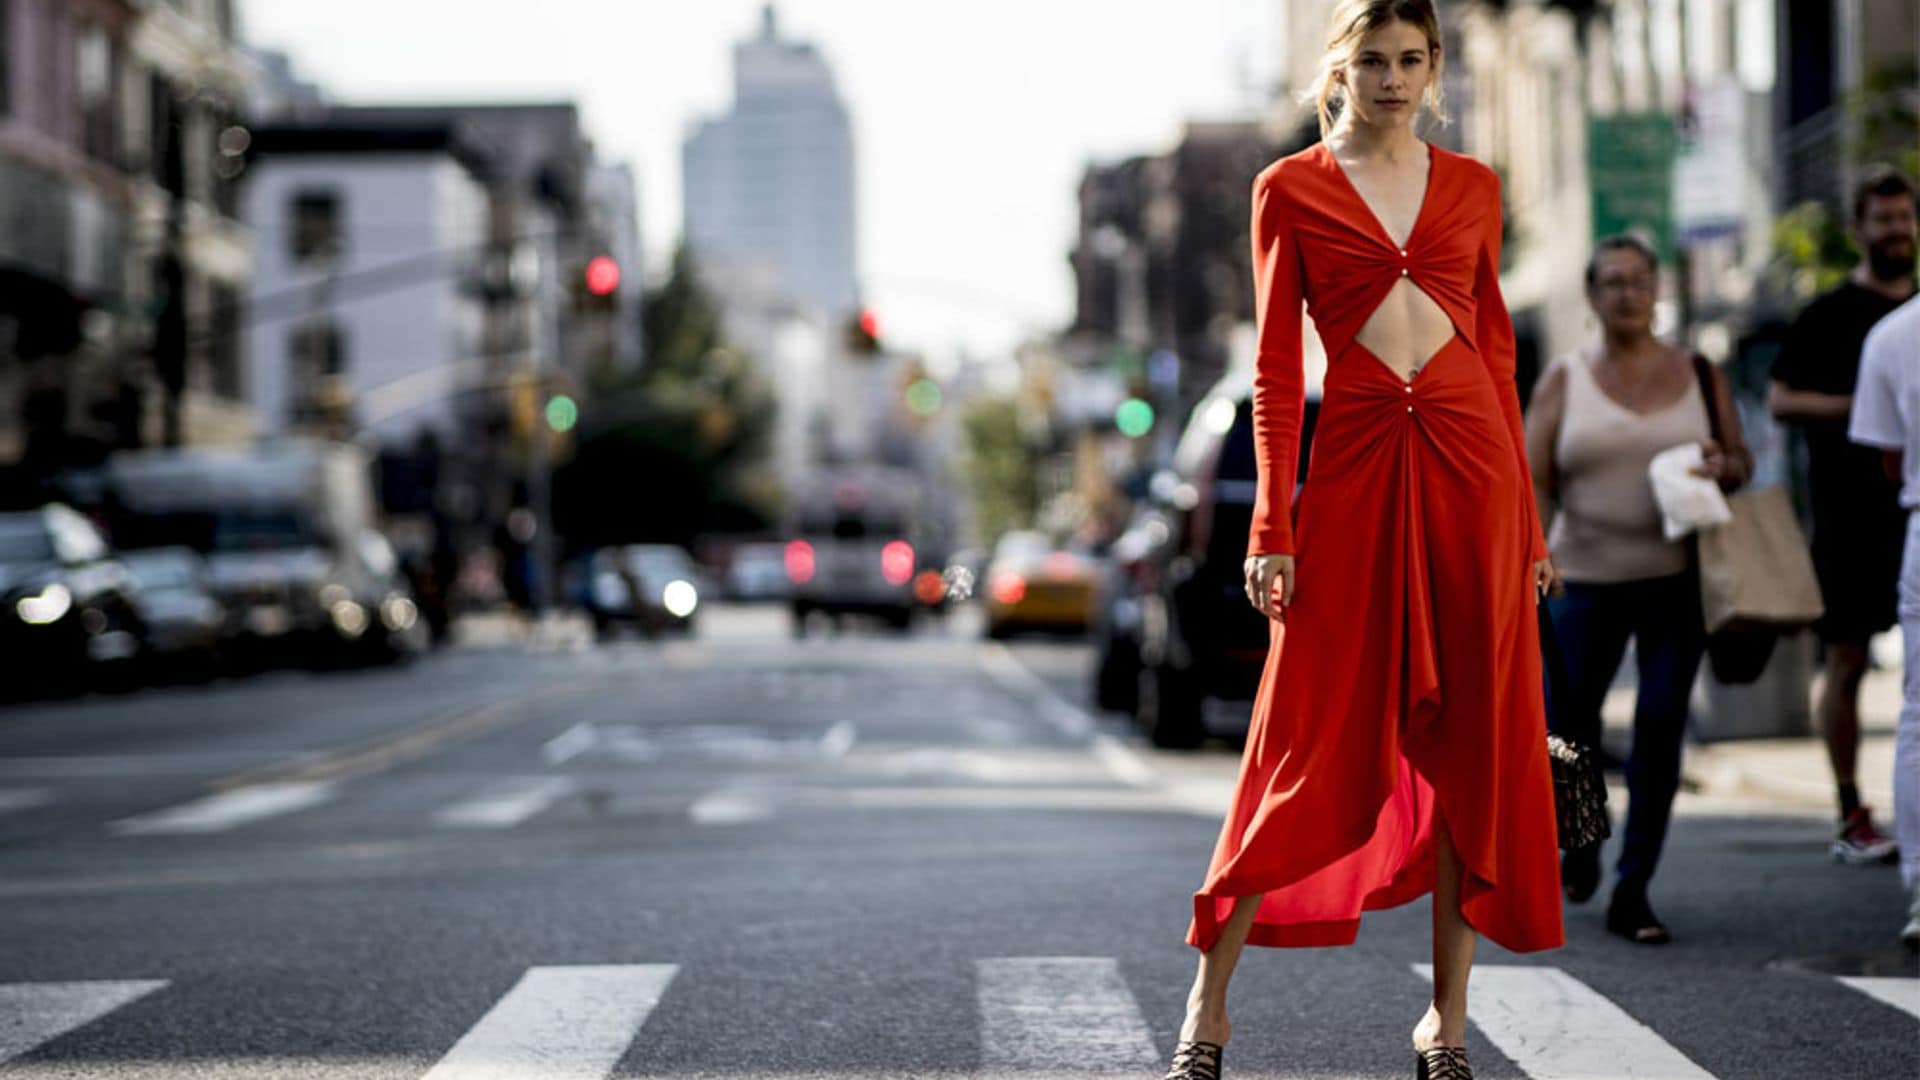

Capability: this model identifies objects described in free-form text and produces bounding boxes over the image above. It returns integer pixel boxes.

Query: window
[208,283,243,399]
[150,71,183,195]
[290,190,341,261]
[288,321,348,428]
[77,26,116,164]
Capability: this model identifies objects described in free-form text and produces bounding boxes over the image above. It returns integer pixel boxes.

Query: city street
[0,607,1912,1079]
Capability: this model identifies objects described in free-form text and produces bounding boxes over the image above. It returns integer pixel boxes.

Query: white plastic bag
[1648,442,1732,541]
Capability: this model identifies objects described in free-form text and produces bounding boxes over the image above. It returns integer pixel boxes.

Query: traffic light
[584,255,620,297]
[845,308,882,354]
[1116,397,1155,438]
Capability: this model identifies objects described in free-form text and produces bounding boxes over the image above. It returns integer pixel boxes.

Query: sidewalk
[1603,654,1901,813]
[447,609,595,651]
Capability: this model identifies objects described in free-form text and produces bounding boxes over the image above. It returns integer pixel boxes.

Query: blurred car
[580,544,703,638]
[0,504,145,691]
[1117,372,1321,747]
[981,530,1098,638]
[1089,509,1172,715]
[103,442,428,665]
[119,546,227,677]
[785,466,927,634]
[723,541,791,602]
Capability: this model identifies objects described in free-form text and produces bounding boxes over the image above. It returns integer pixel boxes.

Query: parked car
[1089,508,1172,715]
[0,504,145,692]
[785,466,929,635]
[1116,372,1322,747]
[723,541,791,602]
[119,546,227,678]
[103,441,428,666]
[981,530,1098,638]
[579,544,703,638]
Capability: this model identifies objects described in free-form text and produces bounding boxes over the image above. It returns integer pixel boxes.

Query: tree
[961,396,1039,545]
[552,244,778,549]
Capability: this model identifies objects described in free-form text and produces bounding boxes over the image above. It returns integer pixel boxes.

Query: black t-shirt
[1772,281,1909,539]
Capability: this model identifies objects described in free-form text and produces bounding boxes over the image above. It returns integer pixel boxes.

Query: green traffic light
[1116,397,1154,437]
[905,378,942,416]
[546,394,579,432]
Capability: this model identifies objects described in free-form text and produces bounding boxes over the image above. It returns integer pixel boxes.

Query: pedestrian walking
[1166,5,1563,1078]
[1522,235,1752,946]
[1768,166,1917,864]
[1845,290,1920,949]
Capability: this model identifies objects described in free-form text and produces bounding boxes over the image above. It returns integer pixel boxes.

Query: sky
[240,0,1281,364]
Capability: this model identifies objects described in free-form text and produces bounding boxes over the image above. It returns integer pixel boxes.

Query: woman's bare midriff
[1353,277,1458,382]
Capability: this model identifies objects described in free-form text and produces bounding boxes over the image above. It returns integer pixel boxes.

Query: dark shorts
[1810,514,1903,645]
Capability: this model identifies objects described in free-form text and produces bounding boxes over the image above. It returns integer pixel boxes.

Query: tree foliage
[552,245,778,550]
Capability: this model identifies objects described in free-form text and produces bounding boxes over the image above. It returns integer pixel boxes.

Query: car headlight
[329,600,368,639]
[661,579,698,618]
[16,584,72,625]
[379,594,417,631]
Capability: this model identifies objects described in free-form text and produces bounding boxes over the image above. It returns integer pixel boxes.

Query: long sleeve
[1246,173,1307,558]
[1472,180,1550,564]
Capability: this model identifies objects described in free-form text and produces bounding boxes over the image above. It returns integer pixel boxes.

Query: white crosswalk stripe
[976,956,1159,1076]
[420,964,678,1080]
[0,980,168,1062]
[1415,963,1715,1079]
[434,777,575,828]
[1838,975,1920,1020]
[107,781,336,835]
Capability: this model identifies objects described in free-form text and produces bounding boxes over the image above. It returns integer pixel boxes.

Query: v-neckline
[1323,140,1435,252]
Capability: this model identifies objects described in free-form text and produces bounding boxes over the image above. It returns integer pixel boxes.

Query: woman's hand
[1690,438,1749,490]
[1532,556,1562,603]
[1244,553,1295,620]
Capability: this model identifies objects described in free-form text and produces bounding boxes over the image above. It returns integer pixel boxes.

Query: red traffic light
[584,255,620,297]
[857,308,881,339]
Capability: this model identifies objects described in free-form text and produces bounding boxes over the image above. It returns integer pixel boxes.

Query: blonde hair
[1306,0,1449,140]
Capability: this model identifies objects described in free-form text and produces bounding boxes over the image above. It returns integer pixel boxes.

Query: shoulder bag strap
[1691,352,1725,446]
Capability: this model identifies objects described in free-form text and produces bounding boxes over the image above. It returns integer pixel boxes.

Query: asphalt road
[0,604,1912,1079]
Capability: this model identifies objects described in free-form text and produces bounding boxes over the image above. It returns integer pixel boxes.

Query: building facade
[0,0,253,494]
[683,4,858,321]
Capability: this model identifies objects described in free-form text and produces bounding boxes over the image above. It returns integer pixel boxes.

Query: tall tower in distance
[683,5,859,321]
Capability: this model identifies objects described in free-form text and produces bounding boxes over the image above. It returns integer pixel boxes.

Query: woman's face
[1587,248,1659,336]
[1338,19,1436,131]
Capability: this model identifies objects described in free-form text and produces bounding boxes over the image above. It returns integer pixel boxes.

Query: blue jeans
[1544,568,1706,890]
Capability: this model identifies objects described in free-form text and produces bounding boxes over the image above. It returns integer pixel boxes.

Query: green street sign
[1589,113,1676,263]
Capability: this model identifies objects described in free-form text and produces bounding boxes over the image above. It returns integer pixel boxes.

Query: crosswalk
[0,961,1909,1077]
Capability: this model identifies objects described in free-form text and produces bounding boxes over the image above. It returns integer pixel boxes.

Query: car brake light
[784,540,816,583]
[880,540,914,585]
[990,572,1027,605]
[912,569,946,604]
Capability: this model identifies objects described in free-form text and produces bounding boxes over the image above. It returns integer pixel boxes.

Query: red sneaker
[1833,806,1899,865]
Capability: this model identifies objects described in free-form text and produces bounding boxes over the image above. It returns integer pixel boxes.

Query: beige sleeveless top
[1547,350,1711,584]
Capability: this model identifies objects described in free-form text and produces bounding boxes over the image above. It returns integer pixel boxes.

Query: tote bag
[1690,356,1825,682]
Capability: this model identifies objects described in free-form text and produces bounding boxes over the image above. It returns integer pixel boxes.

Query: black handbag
[1538,600,1611,851]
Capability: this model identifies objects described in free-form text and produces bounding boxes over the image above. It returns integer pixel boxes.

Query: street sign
[1589,113,1677,263]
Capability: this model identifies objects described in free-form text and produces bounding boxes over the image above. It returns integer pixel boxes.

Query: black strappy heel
[1162,1039,1223,1079]
[1414,1045,1472,1079]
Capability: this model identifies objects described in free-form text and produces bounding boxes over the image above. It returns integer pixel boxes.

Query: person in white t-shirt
[1848,291,1920,950]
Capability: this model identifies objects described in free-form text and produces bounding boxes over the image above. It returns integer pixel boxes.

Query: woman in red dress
[1160,4,1564,1079]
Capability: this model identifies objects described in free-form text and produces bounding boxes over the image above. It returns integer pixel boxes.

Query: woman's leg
[1180,893,1263,1045]
[1414,813,1476,1049]
[1614,572,1707,892]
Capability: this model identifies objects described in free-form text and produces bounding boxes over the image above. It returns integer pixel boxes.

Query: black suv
[1096,373,1320,747]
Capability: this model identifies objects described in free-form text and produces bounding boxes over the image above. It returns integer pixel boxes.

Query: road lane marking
[976,957,1159,1074]
[0,787,52,814]
[435,777,576,828]
[1839,976,1920,1020]
[543,721,599,765]
[1414,964,1715,1079]
[422,964,677,1080]
[0,980,168,1062]
[688,788,775,824]
[977,643,1093,738]
[108,781,335,835]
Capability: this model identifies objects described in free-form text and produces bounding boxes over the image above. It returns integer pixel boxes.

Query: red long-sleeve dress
[1184,142,1565,955]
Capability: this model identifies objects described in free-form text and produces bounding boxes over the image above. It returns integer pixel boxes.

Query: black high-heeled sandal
[1162,1039,1223,1079]
[1413,1045,1472,1080]
[1560,844,1601,904]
